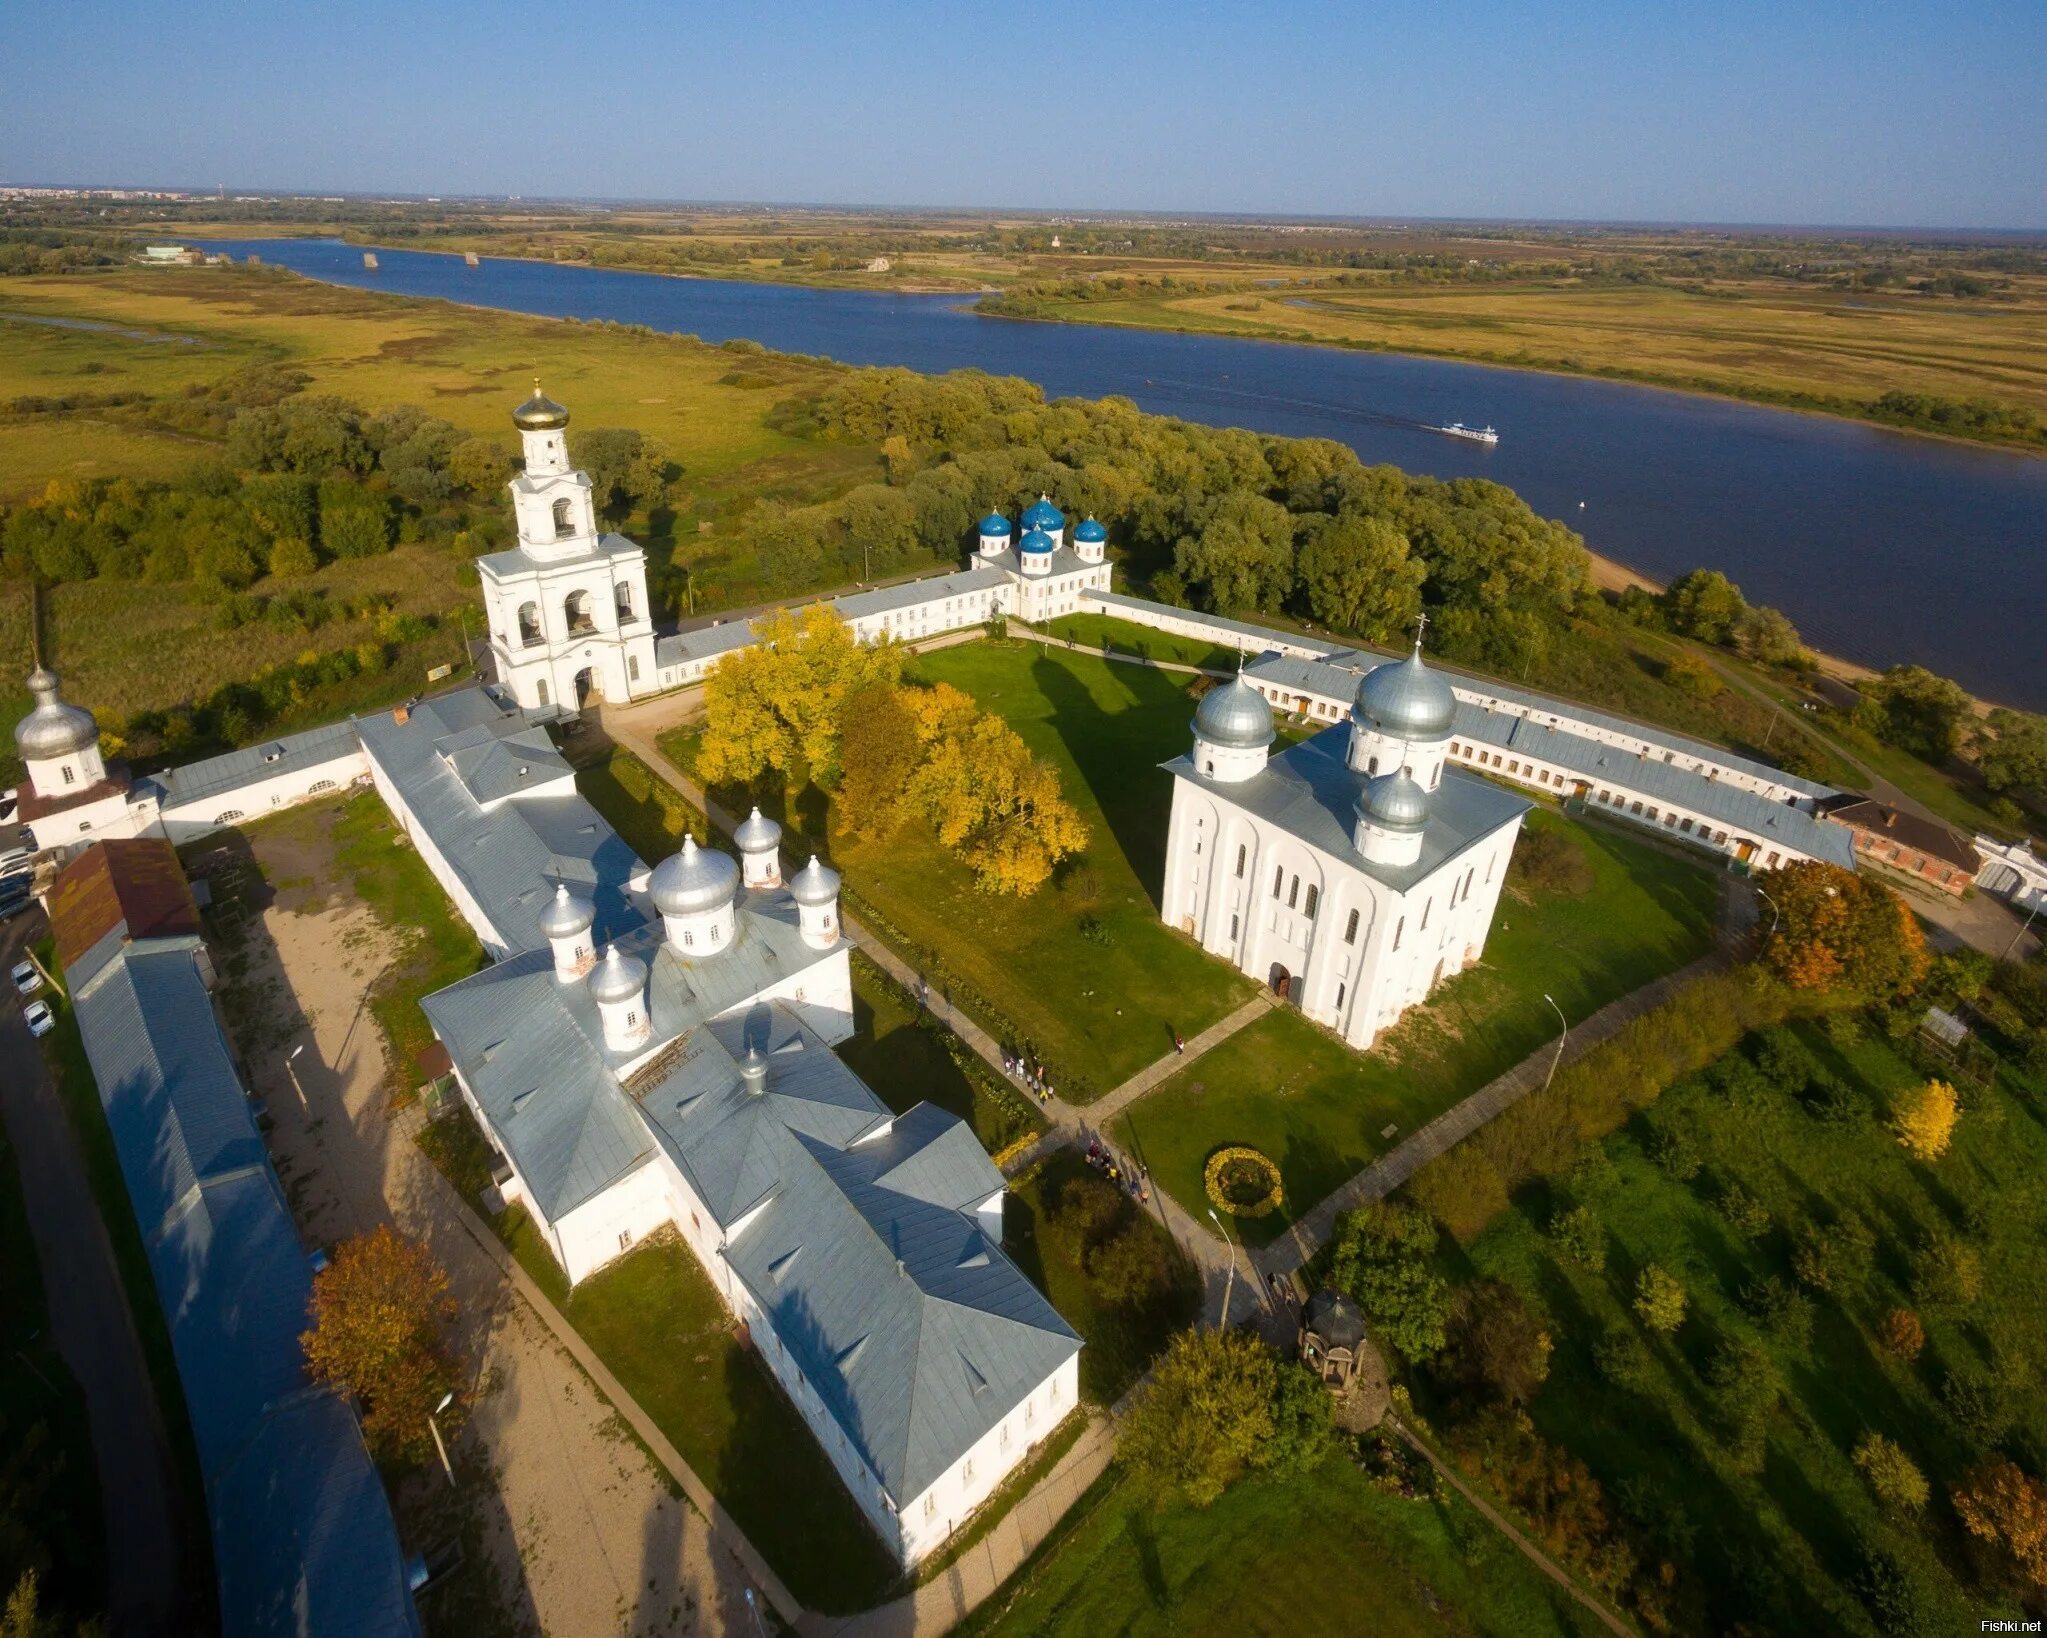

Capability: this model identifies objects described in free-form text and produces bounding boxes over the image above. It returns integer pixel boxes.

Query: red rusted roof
[48,838,201,970]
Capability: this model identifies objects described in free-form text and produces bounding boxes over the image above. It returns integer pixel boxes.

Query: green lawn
[1038,611,1246,674]
[1003,1147,1201,1405]
[1455,1020,2046,1633]
[570,742,709,866]
[672,640,1258,1101]
[960,1456,1607,1637]
[1119,810,1721,1247]
[839,952,1042,1156]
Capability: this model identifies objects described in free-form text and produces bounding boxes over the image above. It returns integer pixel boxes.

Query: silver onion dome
[1358,767,1430,833]
[537,879,596,940]
[512,379,570,431]
[733,806,783,855]
[14,666,99,762]
[1192,675,1275,750]
[649,834,739,916]
[788,854,841,906]
[587,943,647,1006]
[1353,646,1456,741]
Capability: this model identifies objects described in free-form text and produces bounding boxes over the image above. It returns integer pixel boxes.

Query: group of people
[1000,1048,1056,1106]
[1083,1133,1150,1205]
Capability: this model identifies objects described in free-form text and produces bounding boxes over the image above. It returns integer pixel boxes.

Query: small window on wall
[61,765,76,786]
[536,679,550,707]
[1304,885,1319,919]
[1287,876,1300,910]
[923,1495,937,1521]
[629,655,641,682]
[1344,907,1359,945]
[1273,865,1285,898]
[1235,844,1247,879]
[1393,916,1404,951]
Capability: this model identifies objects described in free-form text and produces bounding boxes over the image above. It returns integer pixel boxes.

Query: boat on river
[1438,421,1499,445]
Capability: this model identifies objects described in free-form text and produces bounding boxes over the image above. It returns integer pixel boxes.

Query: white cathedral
[1161,629,1531,1049]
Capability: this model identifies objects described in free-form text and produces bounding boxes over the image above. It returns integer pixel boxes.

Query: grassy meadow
[1449,1018,2047,1633]
[960,1455,1608,1638]
[1120,810,1721,1247]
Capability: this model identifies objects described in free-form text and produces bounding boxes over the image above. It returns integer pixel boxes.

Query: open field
[960,1455,1607,1637]
[1121,810,1721,1248]
[1449,1016,2047,1632]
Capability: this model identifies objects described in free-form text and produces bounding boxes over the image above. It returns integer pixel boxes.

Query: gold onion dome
[513,379,570,431]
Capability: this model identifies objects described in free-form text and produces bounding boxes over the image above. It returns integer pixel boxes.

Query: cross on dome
[1412,610,1429,654]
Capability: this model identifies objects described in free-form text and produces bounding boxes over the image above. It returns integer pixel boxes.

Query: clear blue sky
[8,0,2043,227]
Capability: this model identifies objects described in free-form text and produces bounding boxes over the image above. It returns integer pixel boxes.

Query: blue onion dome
[650,833,739,915]
[1021,494,1065,531]
[733,806,782,855]
[14,666,99,761]
[587,943,647,1005]
[512,378,569,431]
[537,879,596,940]
[789,854,842,906]
[1074,516,1107,544]
[1192,675,1275,750]
[1018,529,1056,555]
[1358,768,1430,833]
[978,512,1012,536]
[1353,645,1456,741]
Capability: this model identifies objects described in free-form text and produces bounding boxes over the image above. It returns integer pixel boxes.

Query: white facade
[1162,650,1527,1050]
[1976,835,2047,912]
[483,388,658,713]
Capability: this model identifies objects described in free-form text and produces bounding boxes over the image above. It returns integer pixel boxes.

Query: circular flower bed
[1204,1146,1285,1220]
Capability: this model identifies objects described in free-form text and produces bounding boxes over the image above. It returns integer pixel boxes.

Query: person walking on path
[1173,1031,1186,1055]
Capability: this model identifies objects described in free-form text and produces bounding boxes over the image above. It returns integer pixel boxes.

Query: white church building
[1161,633,1531,1049]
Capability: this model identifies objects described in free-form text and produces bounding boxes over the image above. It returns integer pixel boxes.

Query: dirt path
[228,866,765,1637]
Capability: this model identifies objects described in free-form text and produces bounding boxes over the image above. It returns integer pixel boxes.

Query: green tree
[1854,664,1974,760]
[266,536,318,579]
[1661,568,1748,644]
[1733,604,1809,666]
[575,427,669,522]
[833,681,923,840]
[1977,708,2047,799]
[1116,1328,1276,1508]
[447,436,512,498]
[1172,490,1295,613]
[1706,1335,1782,1473]
[1854,1432,1930,1512]
[1329,1203,1449,1363]
[1547,1204,1606,1270]
[1261,1361,1337,1481]
[1293,513,1424,639]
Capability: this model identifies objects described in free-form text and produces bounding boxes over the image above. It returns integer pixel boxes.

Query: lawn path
[1252,874,1750,1282]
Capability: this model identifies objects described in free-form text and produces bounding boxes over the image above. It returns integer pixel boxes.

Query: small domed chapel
[1161,625,1530,1048]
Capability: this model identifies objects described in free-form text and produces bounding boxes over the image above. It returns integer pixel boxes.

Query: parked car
[9,960,39,997]
[0,896,35,923]
[0,872,29,900]
[0,787,16,822]
[22,999,53,1038]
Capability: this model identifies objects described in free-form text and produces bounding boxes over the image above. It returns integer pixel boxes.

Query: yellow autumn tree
[1953,1458,2047,1591]
[696,606,904,791]
[902,681,1089,895]
[1891,1078,1958,1162]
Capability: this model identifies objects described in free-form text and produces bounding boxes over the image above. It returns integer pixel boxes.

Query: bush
[1940,1369,2011,1444]
[1203,1146,1284,1220]
[267,535,318,578]
[1633,1266,1687,1333]
[1792,1215,1875,1295]
[1646,1119,1703,1180]
[1547,1203,1607,1271]
[1440,1280,1552,1405]
[1854,1432,1929,1512]
[1505,823,1594,896]
[1716,1184,1773,1240]
[1877,1307,1925,1361]
[1910,1233,1983,1310]
[1742,1276,1813,1350]
[1594,1327,1654,1392]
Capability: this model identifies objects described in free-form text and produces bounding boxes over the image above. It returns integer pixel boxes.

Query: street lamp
[1757,887,1780,943]
[428,1391,456,1487]
[743,1589,767,1638]
[1541,993,1568,1094]
[1207,1207,1241,1331]
[2002,895,2043,962]
[285,1043,308,1113]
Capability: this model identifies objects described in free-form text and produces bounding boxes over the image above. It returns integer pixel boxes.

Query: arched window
[535,678,549,707]
[564,589,594,633]
[615,582,634,620]
[516,601,541,645]
[1344,907,1360,945]
[551,496,574,537]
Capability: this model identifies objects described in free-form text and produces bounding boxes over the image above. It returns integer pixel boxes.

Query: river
[208,238,2047,710]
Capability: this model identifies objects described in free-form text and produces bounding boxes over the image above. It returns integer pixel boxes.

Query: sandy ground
[217,833,759,1638]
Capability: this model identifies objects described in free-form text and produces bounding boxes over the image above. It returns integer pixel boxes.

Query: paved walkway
[0,914,194,1637]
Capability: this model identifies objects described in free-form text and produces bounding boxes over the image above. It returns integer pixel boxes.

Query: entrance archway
[1269,962,1292,1000]
[574,666,596,707]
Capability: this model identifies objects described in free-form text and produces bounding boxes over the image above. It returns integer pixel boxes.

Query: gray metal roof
[65,932,419,1637]
[1193,675,1276,749]
[154,722,362,811]
[477,530,644,580]
[655,565,1013,672]
[1354,648,1457,740]
[1165,725,1530,895]
[1248,648,1834,801]
[1084,590,1333,657]
[354,686,643,954]
[424,911,1078,1502]
[1449,701,1857,868]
